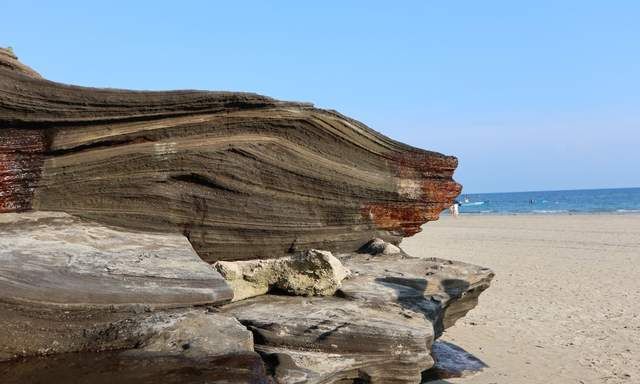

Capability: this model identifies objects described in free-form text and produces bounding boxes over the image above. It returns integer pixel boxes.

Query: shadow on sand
[422,340,489,383]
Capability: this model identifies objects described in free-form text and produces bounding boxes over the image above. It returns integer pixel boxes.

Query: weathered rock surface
[338,251,494,337]
[0,351,271,384]
[0,304,253,361]
[137,310,254,357]
[0,210,493,383]
[0,211,232,309]
[0,211,235,360]
[222,295,435,384]
[358,237,402,255]
[214,249,350,301]
[0,48,494,384]
[217,247,493,383]
[0,48,461,261]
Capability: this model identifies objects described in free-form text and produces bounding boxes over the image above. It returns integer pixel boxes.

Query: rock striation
[338,249,494,338]
[219,241,493,383]
[0,211,235,360]
[223,295,435,384]
[0,47,460,262]
[0,48,492,384]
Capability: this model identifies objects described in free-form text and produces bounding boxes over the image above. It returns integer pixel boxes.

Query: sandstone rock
[137,310,254,358]
[0,47,41,79]
[0,211,232,308]
[337,253,494,337]
[0,49,494,384]
[222,295,435,384]
[214,249,350,301]
[0,48,461,261]
[217,250,493,383]
[0,351,271,384]
[0,305,253,362]
[359,237,402,255]
[0,211,234,359]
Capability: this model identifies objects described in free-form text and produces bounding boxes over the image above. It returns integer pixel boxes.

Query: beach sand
[402,214,640,384]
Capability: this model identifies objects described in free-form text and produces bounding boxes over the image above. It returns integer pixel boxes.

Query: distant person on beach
[450,200,460,217]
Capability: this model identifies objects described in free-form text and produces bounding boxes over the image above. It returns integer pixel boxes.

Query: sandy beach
[403,214,640,384]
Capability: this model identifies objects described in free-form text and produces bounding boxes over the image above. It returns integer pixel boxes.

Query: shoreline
[445,210,640,217]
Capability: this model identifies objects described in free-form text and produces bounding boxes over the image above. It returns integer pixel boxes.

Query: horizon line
[462,186,640,195]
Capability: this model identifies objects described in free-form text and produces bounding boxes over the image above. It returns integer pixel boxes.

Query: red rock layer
[0,129,45,212]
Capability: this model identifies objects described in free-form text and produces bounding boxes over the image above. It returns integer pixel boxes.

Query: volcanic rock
[214,249,350,301]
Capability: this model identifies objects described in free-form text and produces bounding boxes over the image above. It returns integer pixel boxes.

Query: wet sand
[403,214,640,384]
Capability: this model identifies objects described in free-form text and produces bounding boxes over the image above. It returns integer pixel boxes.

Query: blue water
[454,187,640,215]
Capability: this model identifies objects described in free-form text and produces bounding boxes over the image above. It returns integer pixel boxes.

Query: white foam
[462,201,485,206]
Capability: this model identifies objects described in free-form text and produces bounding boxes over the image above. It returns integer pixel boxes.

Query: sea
[453,187,640,215]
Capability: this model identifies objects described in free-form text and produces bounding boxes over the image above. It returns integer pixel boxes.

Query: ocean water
[452,187,640,215]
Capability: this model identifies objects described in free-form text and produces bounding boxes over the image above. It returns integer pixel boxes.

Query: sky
[2,1,639,193]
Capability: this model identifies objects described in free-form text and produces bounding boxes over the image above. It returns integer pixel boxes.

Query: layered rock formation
[0,47,460,261]
[0,211,234,360]
[0,48,492,384]
[221,249,493,383]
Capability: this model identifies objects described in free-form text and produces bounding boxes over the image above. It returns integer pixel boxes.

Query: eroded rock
[0,351,271,384]
[0,48,461,261]
[359,237,402,255]
[0,211,235,360]
[0,49,494,384]
[338,253,494,337]
[0,211,232,308]
[214,249,350,301]
[222,295,435,384]
[217,250,493,383]
[137,310,253,358]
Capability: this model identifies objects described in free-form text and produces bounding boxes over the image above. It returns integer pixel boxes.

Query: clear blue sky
[2,1,638,193]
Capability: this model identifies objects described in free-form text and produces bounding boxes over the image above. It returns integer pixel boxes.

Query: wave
[461,201,485,206]
[616,209,640,213]
[531,210,569,214]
